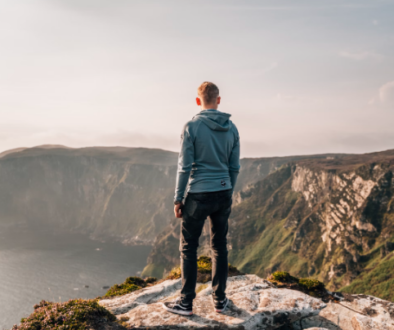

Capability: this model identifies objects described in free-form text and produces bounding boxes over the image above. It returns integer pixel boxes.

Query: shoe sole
[215,298,229,313]
[162,303,193,316]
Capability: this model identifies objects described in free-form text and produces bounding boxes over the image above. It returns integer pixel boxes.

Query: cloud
[339,50,383,61]
[379,81,394,105]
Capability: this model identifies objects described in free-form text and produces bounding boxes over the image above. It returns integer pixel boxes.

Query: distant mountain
[143,149,394,301]
[0,146,178,244]
[0,146,345,246]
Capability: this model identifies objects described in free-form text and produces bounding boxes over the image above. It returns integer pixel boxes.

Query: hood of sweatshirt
[194,109,232,132]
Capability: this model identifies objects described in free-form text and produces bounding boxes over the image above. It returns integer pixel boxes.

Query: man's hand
[174,203,183,218]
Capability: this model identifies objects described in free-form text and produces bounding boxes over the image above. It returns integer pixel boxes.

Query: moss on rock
[270,271,296,283]
[104,276,157,298]
[13,299,119,330]
[166,255,243,283]
[268,271,324,289]
[268,271,333,302]
[166,266,182,280]
[299,278,325,291]
[197,255,212,274]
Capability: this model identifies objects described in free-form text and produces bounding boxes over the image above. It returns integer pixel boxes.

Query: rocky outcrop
[100,275,327,329]
[291,165,383,254]
[99,274,394,330]
[286,159,394,291]
[295,293,394,330]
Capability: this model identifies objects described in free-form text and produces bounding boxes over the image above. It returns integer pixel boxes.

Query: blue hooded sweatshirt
[174,109,240,202]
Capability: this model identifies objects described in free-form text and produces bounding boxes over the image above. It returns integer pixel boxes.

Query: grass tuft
[167,266,182,280]
[103,276,157,298]
[299,278,325,291]
[197,256,212,273]
[166,255,243,282]
[12,299,116,330]
[268,271,330,301]
[271,271,292,283]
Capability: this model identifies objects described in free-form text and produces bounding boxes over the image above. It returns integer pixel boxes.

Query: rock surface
[293,293,394,330]
[100,275,327,329]
[100,275,394,330]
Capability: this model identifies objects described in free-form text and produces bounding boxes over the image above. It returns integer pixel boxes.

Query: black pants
[179,189,233,305]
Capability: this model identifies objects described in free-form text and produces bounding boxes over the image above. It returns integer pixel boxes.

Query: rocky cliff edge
[99,274,394,330]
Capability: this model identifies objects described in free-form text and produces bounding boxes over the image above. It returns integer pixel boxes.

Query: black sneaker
[213,297,229,313]
[163,297,193,316]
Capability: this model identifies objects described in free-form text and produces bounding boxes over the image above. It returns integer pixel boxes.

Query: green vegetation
[141,263,165,279]
[104,276,157,298]
[270,271,295,283]
[268,271,327,300]
[299,278,325,291]
[118,316,130,328]
[195,283,209,293]
[228,167,311,279]
[340,254,394,302]
[268,271,324,290]
[13,299,117,330]
[197,255,212,273]
[167,266,182,280]
[166,255,242,282]
[227,159,394,303]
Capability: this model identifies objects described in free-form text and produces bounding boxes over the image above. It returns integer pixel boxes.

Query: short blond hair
[197,82,219,105]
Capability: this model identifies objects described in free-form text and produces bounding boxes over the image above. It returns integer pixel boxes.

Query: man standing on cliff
[163,82,240,316]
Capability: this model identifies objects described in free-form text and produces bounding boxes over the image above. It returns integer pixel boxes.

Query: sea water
[0,228,151,329]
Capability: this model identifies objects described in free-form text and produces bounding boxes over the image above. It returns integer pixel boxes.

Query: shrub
[12,299,115,330]
[299,278,325,291]
[269,271,299,284]
[165,255,242,280]
[104,276,157,298]
[197,256,212,273]
[268,272,325,294]
[144,277,157,284]
[167,266,182,280]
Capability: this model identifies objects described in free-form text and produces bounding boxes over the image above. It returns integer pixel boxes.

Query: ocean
[0,227,151,329]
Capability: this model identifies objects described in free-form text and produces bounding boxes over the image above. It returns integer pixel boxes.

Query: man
[163,82,240,316]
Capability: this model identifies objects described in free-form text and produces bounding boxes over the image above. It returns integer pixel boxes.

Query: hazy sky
[1,0,393,157]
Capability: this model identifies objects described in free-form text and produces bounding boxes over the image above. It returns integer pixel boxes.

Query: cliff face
[144,150,394,301]
[235,153,350,193]
[4,145,393,300]
[232,150,394,298]
[0,145,335,245]
[231,152,394,295]
[0,146,178,243]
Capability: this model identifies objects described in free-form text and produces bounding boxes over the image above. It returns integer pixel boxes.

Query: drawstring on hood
[194,109,231,132]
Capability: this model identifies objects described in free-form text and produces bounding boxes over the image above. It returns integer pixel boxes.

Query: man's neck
[201,106,219,111]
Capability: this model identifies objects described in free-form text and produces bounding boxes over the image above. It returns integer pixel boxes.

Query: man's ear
[217,96,221,105]
[196,97,201,106]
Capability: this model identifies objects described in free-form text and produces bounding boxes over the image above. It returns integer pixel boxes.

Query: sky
[0,0,393,157]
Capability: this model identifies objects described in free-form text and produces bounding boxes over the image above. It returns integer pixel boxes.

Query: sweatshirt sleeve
[174,125,194,202]
[229,128,240,191]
